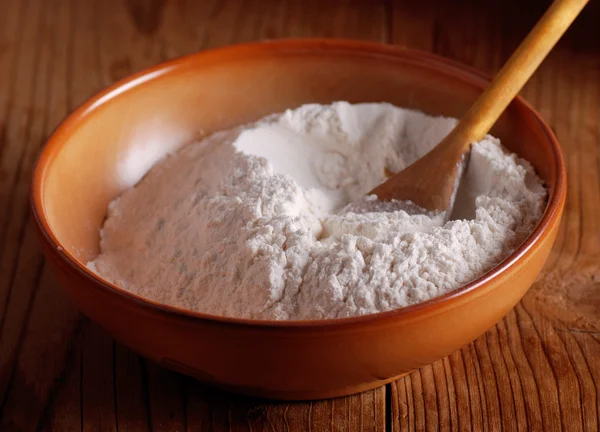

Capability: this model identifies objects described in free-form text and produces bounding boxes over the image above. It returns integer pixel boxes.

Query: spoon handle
[453,0,588,147]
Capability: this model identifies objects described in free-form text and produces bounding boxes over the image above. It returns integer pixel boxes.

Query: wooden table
[1,0,599,430]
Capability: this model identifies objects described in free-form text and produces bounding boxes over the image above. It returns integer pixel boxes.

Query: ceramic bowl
[31,39,566,400]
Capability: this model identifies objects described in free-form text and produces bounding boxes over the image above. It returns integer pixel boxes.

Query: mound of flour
[88,102,547,320]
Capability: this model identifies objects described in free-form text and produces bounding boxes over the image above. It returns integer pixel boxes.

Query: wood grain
[389,1,600,431]
[0,0,598,430]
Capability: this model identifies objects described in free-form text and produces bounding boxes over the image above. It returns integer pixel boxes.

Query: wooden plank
[0,0,389,430]
[38,327,84,432]
[146,362,186,432]
[389,0,600,430]
[0,0,83,429]
[184,379,385,432]
[0,0,598,430]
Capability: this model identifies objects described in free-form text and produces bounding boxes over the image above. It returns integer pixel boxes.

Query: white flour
[88,102,547,320]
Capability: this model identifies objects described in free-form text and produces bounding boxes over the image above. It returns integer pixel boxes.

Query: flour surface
[88,102,547,320]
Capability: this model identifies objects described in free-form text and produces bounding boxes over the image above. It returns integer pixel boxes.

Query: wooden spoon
[370,0,588,211]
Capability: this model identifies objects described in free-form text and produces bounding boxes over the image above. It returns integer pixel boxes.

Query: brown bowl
[31,39,565,400]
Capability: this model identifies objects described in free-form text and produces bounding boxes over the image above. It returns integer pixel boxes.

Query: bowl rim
[30,38,566,330]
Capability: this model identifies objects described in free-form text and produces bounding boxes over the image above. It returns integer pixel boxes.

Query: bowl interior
[36,41,559,269]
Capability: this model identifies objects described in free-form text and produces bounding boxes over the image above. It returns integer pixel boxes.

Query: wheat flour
[88,102,547,320]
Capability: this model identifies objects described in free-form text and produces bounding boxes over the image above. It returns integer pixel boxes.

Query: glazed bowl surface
[31,39,565,400]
